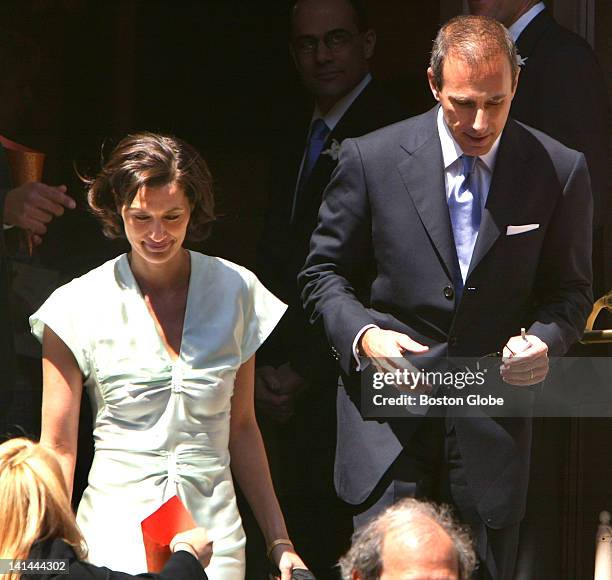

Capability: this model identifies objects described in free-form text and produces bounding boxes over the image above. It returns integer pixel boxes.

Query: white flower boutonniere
[516,53,528,67]
[322,139,341,161]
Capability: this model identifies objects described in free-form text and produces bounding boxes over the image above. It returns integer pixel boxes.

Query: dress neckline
[118,250,195,364]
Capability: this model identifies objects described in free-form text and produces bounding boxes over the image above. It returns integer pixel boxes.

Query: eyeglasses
[292,29,357,55]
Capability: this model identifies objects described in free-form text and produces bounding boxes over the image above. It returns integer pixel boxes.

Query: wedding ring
[530,369,534,380]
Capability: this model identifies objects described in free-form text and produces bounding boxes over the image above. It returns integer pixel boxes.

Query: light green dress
[30,251,286,579]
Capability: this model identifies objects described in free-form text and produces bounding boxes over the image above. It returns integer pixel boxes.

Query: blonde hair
[0,438,87,579]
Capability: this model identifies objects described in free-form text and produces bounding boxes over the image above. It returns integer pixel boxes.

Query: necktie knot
[461,154,476,177]
[310,118,330,143]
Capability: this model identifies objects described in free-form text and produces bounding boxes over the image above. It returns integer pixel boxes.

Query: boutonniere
[321,139,341,161]
[516,53,528,67]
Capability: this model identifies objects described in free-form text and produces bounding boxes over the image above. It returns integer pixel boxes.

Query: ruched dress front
[30,251,286,579]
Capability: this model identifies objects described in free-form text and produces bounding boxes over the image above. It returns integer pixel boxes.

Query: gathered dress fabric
[30,251,287,579]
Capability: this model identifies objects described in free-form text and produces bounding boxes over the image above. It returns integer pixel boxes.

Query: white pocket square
[506,223,540,236]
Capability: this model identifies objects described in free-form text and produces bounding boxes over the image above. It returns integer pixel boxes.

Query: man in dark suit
[299,15,592,580]
[255,0,407,576]
[0,145,74,439]
[468,3,611,574]
[467,0,610,299]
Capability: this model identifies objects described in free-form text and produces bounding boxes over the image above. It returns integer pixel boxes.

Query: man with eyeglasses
[255,0,407,577]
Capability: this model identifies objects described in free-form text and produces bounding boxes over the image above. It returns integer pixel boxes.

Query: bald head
[339,499,476,580]
[467,0,540,28]
[379,517,460,579]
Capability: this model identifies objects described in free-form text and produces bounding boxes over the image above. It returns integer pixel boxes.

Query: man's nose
[314,40,333,64]
[472,108,488,133]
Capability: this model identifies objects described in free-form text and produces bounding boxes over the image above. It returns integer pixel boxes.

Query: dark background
[1,1,611,577]
[0,0,438,277]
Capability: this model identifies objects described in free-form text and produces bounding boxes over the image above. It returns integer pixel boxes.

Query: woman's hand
[171,527,213,568]
[271,544,309,580]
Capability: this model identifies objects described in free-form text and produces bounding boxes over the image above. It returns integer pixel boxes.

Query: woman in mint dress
[30,133,306,580]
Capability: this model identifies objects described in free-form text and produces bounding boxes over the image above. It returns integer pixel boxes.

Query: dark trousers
[351,418,519,580]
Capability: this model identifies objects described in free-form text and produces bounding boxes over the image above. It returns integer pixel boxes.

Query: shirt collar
[436,106,501,173]
[312,73,372,132]
[508,2,546,41]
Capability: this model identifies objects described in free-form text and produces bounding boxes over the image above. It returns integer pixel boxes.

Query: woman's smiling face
[121,182,191,267]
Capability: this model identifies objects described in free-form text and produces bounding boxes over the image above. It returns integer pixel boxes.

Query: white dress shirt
[508,2,546,41]
[437,106,500,211]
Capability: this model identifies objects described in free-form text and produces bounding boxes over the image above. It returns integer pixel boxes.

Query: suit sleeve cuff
[352,324,379,371]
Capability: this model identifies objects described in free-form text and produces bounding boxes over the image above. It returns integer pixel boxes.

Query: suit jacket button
[443,285,454,300]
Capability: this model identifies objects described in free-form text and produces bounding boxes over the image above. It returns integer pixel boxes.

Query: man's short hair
[338,498,477,580]
[430,15,519,89]
[291,0,370,32]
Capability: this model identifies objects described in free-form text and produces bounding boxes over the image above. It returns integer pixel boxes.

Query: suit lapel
[515,9,553,60]
[467,121,529,278]
[397,127,457,282]
[292,81,401,224]
[291,141,335,224]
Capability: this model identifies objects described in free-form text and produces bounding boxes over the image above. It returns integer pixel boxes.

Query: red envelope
[141,496,196,572]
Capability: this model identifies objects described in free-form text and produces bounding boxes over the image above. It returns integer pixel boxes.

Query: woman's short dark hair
[86,132,216,241]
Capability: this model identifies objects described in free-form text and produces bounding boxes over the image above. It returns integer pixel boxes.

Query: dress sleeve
[240,271,287,364]
[29,280,91,378]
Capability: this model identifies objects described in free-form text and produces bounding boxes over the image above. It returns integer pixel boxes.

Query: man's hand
[275,362,308,396]
[359,328,429,371]
[3,183,75,245]
[255,365,296,423]
[359,328,431,392]
[501,334,549,386]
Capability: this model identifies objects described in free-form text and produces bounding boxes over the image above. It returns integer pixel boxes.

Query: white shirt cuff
[352,324,379,371]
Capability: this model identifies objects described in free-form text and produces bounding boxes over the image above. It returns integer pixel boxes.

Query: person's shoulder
[529,11,599,64]
[349,79,411,124]
[191,251,257,290]
[47,254,124,301]
[507,119,586,182]
[351,107,438,153]
[25,539,79,580]
[511,118,582,159]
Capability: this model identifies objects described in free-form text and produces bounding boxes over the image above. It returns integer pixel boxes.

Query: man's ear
[427,67,440,101]
[363,29,376,60]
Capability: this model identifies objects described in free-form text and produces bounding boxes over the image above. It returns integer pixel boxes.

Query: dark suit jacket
[512,8,611,294]
[256,79,408,384]
[25,538,207,580]
[299,107,593,527]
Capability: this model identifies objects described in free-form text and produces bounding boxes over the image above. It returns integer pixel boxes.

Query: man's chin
[460,137,494,156]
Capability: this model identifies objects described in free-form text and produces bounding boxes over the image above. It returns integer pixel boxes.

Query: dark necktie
[292,118,330,221]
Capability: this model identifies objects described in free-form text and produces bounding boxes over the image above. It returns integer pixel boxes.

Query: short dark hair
[430,15,519,89]
[338,498,477,580]
[85,132,215,241]
[292,0,369,33]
